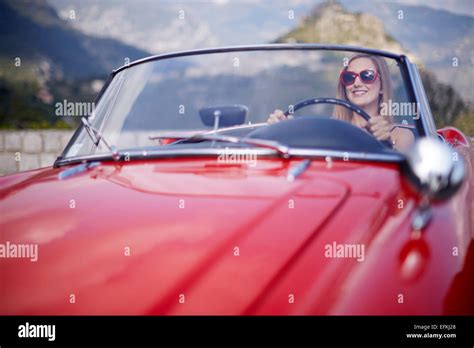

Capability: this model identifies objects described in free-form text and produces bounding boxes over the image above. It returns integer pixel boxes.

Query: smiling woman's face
[345,57,382,108]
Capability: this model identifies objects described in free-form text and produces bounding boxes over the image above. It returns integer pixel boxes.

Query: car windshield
[63,47,421,159]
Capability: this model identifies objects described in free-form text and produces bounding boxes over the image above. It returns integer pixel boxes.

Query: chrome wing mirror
[401,137,465,232]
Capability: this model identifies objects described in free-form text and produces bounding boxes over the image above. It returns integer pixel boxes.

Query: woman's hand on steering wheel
[368,116,394,142]
[267,109,294,124]
[265,98,393,148]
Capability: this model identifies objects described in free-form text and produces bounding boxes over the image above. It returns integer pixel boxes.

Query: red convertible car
[0,44,473,315]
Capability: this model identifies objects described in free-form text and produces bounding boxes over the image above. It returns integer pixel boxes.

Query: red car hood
[0,158,408,315]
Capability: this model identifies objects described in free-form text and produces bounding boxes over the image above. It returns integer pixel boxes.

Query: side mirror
[199,105,248,129]
[402,137,465,202]
[437,127,470,147]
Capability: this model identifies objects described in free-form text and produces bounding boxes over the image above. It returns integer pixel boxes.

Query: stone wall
[0,130,74,176]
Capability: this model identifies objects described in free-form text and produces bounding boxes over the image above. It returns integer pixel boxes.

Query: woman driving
[267,54,415,152]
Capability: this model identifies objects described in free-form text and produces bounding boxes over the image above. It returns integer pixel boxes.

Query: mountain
[274,1,472,133]
[0,0,149,79]
[47,0,473,103]
[275,2,407,56]
[0,0,150,128]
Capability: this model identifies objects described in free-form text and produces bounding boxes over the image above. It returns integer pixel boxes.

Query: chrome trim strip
[286,148,403,162]
[207,122,267,134]
[54,147,404,168]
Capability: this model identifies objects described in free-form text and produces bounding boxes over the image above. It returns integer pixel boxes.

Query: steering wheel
[284,97,370,121]
[283,97,392,147]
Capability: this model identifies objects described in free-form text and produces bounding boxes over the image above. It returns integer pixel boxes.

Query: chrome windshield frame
[112,43,402,75]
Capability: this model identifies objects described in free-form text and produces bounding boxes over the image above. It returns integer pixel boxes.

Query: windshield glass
[64,48,420,159]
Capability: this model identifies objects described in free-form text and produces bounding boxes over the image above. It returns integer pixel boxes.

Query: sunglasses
[340,69,378,86]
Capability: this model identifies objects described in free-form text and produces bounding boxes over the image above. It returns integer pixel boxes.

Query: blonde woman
[267,54,415,151]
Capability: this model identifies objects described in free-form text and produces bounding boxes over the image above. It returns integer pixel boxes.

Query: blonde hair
[333,54,393,122]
